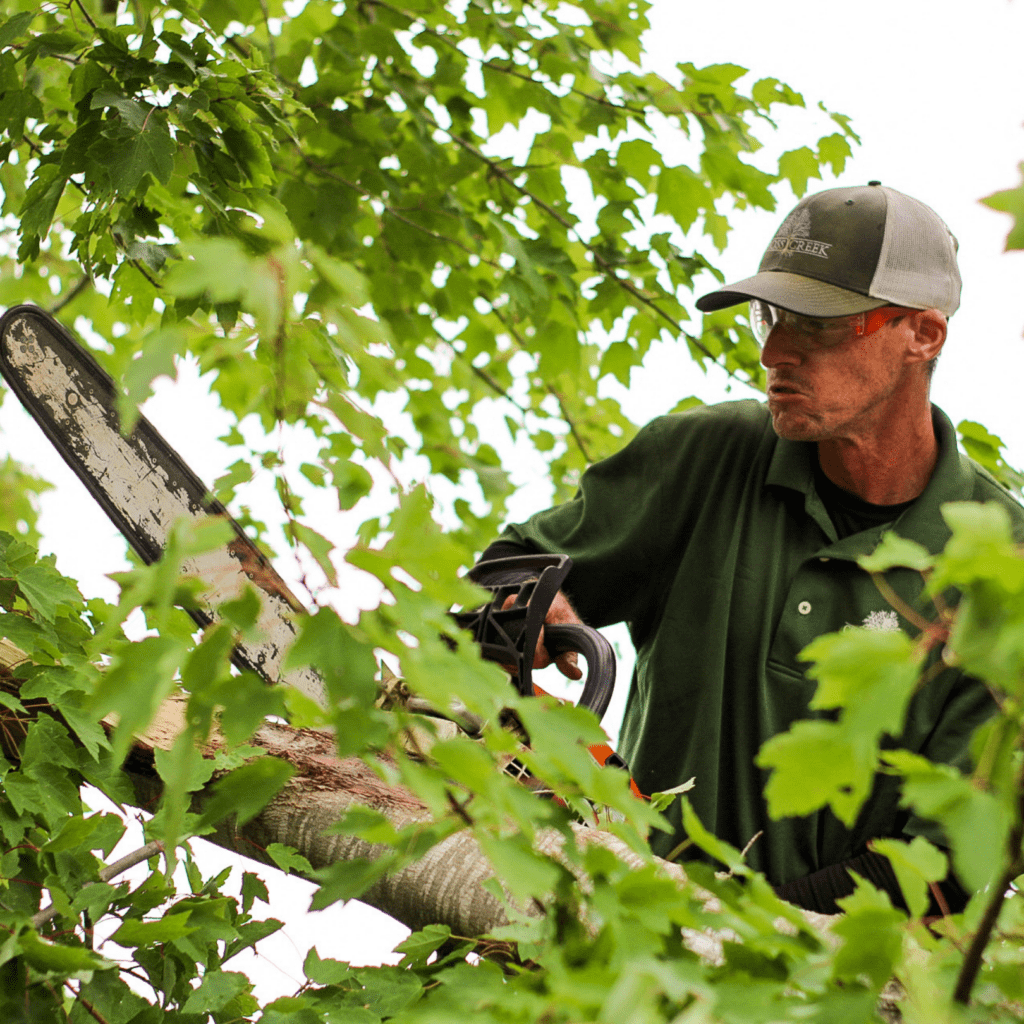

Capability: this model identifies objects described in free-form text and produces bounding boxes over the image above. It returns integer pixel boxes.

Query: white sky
[3,0,1024,997]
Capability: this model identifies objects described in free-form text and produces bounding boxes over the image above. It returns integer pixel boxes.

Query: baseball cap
[695,182,961,318]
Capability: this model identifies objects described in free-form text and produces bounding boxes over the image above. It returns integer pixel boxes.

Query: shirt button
[798,601,812,615]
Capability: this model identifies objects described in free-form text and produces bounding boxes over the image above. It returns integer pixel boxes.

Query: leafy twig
[431,123,718,363]
[301,156,503,271]
[32,840,164,929]
[367,0,665,120]
[446,789,475,826]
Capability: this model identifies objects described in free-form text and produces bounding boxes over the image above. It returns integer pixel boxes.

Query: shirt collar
[764,404,972,555]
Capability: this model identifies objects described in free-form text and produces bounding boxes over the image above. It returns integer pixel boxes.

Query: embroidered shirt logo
[766,207,832,259]
[861,610,900,632]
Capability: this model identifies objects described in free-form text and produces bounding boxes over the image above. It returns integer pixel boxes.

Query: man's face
[760,311,921,444]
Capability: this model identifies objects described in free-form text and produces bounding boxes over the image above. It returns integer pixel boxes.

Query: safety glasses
[748,300,909,350]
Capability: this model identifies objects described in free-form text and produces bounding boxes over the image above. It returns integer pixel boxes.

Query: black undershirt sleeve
[773,850,970,916]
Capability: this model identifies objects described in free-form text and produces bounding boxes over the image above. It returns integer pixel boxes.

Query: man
[477,182,1024,914]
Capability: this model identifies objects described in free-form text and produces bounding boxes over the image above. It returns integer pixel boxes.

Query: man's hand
[501,589,584,681]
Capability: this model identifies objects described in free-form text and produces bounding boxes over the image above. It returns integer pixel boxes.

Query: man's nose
[759,327,803,368]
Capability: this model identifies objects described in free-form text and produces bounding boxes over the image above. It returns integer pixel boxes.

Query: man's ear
[905,309,947,365]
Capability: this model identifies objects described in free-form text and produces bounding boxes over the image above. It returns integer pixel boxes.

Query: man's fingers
[556,649,583,681]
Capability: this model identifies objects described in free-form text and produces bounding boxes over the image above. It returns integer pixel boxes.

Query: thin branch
[927,880,951,919]
[72,0,98,31]
[492,308,592,463]
[32,840,164,929]
[468,362,526,411]
[445,788,475,826]
[126,257,161,290]
[48,276,92,315]
[953,768,1024,1003]
[868,572,935,633]
[63,981,110,1024]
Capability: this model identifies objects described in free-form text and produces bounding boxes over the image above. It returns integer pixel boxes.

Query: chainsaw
[0,304,635,788]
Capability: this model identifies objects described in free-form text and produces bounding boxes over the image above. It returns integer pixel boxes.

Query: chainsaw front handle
[456,553,616,723]
[543,622,616,722]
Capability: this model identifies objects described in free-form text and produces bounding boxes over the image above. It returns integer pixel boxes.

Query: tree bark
[122,695,683,938]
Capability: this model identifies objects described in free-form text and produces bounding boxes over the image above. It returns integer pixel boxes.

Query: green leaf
[111,911,197,947]
[759,719,870,825]
[42,812,125,856]
[266,842,313,876]
[655,164,710,234]
[197,757,296,828]
[19,164,66,242]
[289,522,338,586]
[303,946,354,985]
[310,856,394,910]
[90,636,182,765]
[18,931,116,975]
[777,147,820,198]
[106,116,177,193]
[831,879,906,987]
[870,836,947,919]
[118,326,187,431]
[183,969,251,1012]
[858,531,934,573]
[885,750,1009,892]
[817,132,853,176]
[394,924,452,967]
[0,12,35,50]
[983,164,1024,250]
[649,777,696,814]
[15,562,82,623]
[241,871,269,913]
[958,419,1024,495]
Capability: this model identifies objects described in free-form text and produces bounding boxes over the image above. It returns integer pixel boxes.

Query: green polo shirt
[499,400,1024,885]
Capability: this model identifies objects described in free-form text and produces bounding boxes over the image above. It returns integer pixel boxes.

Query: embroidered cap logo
[766,207,832,260]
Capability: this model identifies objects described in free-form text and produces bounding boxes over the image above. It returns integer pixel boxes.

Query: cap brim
[696,271,890,317]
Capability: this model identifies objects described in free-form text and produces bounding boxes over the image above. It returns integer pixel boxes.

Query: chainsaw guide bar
[0,304,325,704]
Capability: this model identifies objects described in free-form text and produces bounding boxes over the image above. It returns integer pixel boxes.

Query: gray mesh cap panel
[869,187,961,316]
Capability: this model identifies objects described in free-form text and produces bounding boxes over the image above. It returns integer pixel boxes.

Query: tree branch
[64,981,110,1024]
[72,0,98,31]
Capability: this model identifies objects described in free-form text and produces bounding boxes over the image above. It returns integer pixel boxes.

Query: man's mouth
[768,381,805,397]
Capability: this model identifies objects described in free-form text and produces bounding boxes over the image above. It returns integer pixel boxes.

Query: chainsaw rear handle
[457,553,616,723]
